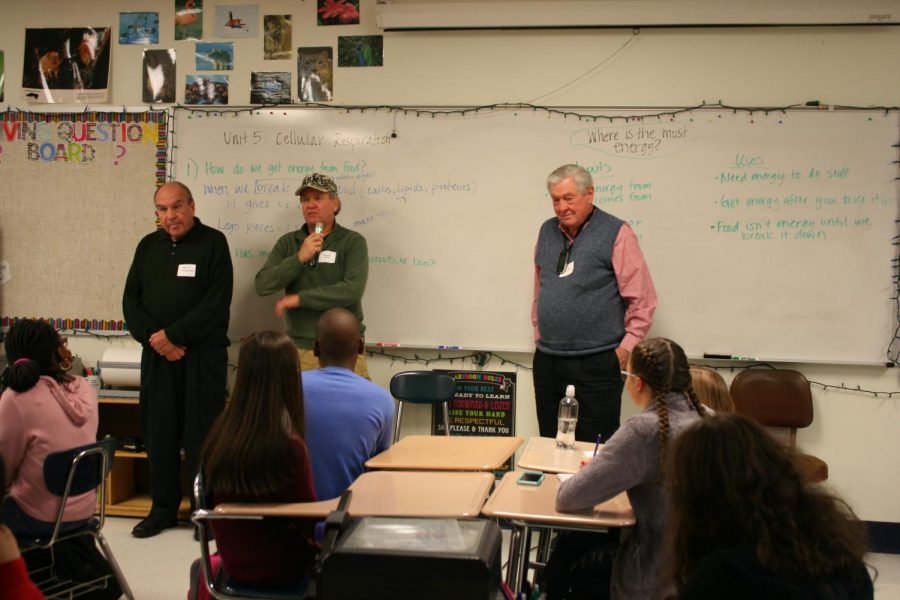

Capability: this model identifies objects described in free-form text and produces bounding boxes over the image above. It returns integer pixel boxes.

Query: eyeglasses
[557,239,574,275]
[620,369,635,382]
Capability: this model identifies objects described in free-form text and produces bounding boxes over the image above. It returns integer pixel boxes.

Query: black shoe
[131,515,178,538]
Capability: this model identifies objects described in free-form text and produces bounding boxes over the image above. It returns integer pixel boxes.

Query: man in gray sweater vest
[532,164,657,443]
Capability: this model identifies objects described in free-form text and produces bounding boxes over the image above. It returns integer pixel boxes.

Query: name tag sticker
[558,260,574,278]
[177,264,197,277]
[319,250,337,264]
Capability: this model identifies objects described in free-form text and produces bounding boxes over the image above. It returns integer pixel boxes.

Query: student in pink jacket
[0,319,99,537]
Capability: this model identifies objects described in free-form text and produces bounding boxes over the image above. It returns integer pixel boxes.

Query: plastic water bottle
[555,384,578,449]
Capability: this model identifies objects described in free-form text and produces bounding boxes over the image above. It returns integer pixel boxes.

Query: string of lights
[696,362,899,399]
[367,348,532,371]
[169,99,900,126]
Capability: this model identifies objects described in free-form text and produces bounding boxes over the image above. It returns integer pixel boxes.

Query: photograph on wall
[184,74,228,105]
[0,51,4,102]
[22,27,111,103]
[119,12,159,45]
[263,15,292,60]
[215,5,259,38]
[195,42,234,70]
[175,0,203,41]
[142,49,176,103]
[250,71,290,104]
[317,0,360,26]
[338,35,383,67]
[297,46,333,102]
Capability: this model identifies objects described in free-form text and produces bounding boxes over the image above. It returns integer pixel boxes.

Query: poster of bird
[337,35,383,67]
[119,12,159,45]
[175,0,203,41]
[215,5,259,38]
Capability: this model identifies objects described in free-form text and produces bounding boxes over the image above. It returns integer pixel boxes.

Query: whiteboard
[173,107,898,363]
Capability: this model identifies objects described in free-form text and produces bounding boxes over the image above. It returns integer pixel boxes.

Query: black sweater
[123,218,233,347]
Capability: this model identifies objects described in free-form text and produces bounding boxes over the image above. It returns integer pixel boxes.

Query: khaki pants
[297,348,370,379]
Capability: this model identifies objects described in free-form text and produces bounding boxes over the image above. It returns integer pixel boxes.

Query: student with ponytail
[0,319,98,537]
[545,337,707,600]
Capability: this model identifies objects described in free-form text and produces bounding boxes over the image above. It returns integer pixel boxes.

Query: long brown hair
[689,366,734,412]
[629,337,706,479]
[665,413,868,588]
[202,330,306,497]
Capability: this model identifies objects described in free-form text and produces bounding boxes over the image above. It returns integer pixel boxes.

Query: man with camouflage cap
[255,172,370,376]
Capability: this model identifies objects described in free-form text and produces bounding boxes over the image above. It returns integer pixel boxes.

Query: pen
[593,434,602,457]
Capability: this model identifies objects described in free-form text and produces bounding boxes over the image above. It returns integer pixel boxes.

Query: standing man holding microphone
[255,173,370,376]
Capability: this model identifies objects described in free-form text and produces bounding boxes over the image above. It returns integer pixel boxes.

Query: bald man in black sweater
[123,181,233,538]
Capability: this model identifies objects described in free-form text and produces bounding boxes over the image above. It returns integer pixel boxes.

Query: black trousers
[139,345,227,520]
[533,349,624,444]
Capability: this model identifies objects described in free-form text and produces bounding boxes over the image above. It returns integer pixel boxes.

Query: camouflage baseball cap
[295,172,338,195]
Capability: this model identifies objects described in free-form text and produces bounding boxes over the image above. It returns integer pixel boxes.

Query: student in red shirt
[200,331,317,587]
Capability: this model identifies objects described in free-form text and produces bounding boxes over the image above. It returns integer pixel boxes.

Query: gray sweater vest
[535,208,626,356]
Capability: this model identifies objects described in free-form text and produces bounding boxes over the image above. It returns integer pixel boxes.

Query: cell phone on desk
[517,471,544,486]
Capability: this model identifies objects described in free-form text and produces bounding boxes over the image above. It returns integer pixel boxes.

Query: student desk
[516,436,599,474]
[481,471,635,593]
[213,470,496,519]
[365,435,523,471]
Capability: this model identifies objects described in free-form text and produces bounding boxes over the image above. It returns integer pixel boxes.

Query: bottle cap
[565,384,575,397]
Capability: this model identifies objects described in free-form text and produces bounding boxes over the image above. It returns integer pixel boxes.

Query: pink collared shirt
[532,220,657,353]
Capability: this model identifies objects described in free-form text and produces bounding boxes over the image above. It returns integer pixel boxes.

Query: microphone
[309,222,324,266]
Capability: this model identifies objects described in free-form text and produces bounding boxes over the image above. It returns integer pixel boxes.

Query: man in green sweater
[255,172,369,376]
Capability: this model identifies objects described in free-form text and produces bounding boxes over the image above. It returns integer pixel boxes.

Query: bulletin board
[0,110,167,330]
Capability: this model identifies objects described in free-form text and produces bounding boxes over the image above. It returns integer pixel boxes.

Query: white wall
[3,1,898,522]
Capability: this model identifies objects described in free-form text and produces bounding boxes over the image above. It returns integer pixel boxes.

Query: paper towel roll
[100,348,142,388]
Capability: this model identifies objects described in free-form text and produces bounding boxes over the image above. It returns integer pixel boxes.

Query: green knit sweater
[254,222,368,348]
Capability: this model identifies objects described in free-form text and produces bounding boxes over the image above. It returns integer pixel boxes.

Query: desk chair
[390,371,456,443]
[18,437,134,600]
[730,369,829,483]
[191,473,313,600]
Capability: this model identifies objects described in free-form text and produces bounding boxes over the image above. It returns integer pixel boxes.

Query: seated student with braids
[0,319,98,537]
[200,331,318,588]
[545,337,707,600]
[689,366,733,413]
[666,413,873,600]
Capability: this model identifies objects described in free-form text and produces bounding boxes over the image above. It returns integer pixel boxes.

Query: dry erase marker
[593,434,602,457]
[375,342,399,347]
[703,353,730,359]
[732,355,757,361]
[438,345,462,350]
